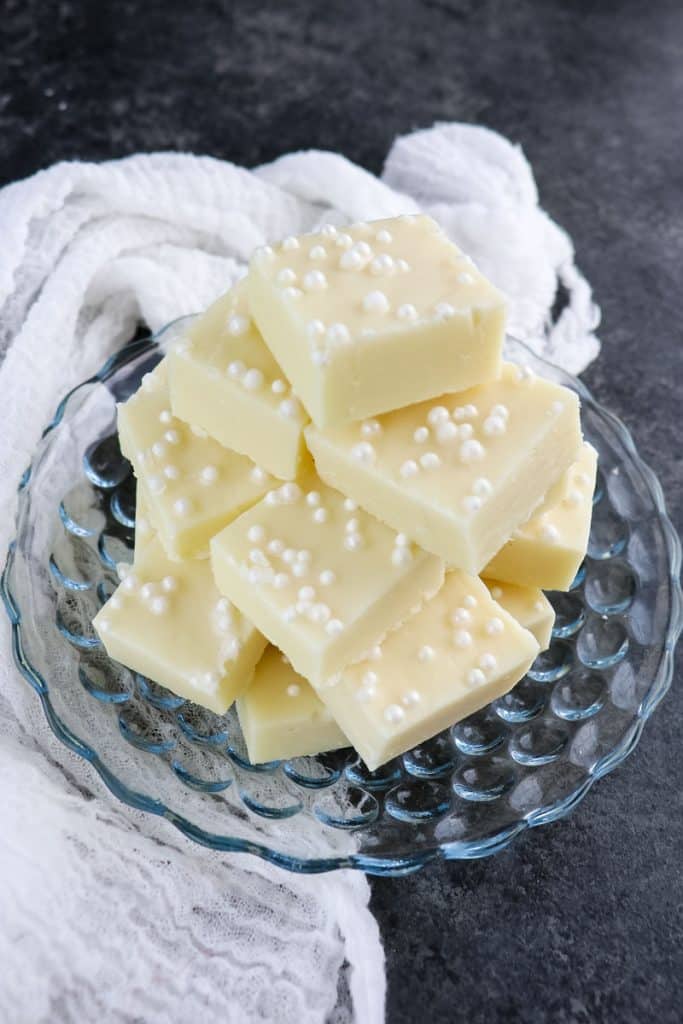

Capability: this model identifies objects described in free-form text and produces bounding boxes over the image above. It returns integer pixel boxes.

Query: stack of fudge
[94,215,596,771]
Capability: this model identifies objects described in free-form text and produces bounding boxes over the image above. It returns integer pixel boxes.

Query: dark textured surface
[2,1,682,1021]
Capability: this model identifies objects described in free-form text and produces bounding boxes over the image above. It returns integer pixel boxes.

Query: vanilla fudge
[93,538,267,715]
[317,573,538,771]
[168,281,310,480]
[484,442,597,589]
[483,579,555,650]
[210,472,444,687]
[248,215,506,428]
[118,360,272,558]
[306,363,582,573]
[237,647,347,763]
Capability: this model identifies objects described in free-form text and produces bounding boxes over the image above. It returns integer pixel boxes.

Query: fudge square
[210,471,444,687]
[168,279,310,481]
[236,646,348,764]
[118,360,272,558]
[247,214,506,428]
[484,441,597,590]
[482,578,555,651]
[93,537,267,715]
[306,363,583,574]
[318,573,539,771]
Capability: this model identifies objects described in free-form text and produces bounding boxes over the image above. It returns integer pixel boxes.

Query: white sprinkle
[273,572,289,589]
[454,629,473,648]
[467,668,487,687]
[147,475,165,495]
[483,415,507,437]
[396,258,410,272]
[355,687,375,703]
[384,704,405,724]
[552,400,564,414]
[224,636,241,660]
[250,466,268,484]
[462,495,482,513]
[480,653,497,672]
[243,368,264,391]
[397,303,418,321]
[265,490,279,506]
[463,404,478,418]
[280,482,302,503]
[140,582,155,601]
[282,235,299,250]
[190,425,208,438]
[375,228,392,244]
[400,459,419,479]
[228,360,246,380]
[516,364,535,381]
[368,645,383,661]
[452,608,472,626]
[282,605,298,622]
[351,441,376,464]
[345,517,359,533]
[361,419,382,439]
[420,451,441,470]
[282,286,303,300]
[413,426,429,444]
[343,498,357,512]
[435,301,456,319]
[363,670,379,687]
[159,409,173,424]
[344,533,363,552]
[306,320,325,342]
[541,523,560,543]
[309,245,327,261]
[150,596,168,615]
[326,323,351,345]
[339,248,364,270]
[418,645,435,663]
[200,465,218,486]
[321,224,337,238]
[279,398,300,419]
[297,549,312,563]
[151,441,166,458]
[298,585,316,602]
[395,533,409,547]
[335,232,353,249]
[303,269,328,291]
[402,689,421,707]
[491,404,509,420]
[311,349,329,367]
[355,240,372,257]
[473,477,493,498]
[271,378,287,394]
[370,254,394,276]
[286,684,301,697]
[97,619,111,633]
[576,472,591,487]
[363,290,390,314]
[464,595,477,609]
[326,619,344,636]
[267,539,284,556]
[121,574,139,593]
[247,524,265,543]
[173,498,192,517]
[161,576,177,593]
[457,271,475,285]
[565,490,583,507]
[306,491,321,507]
[534,599,546,612]
[427,406,450,427]
[436,421,458,443]
[276,267,296,285]
[313,507,328,524]
[490,585,503,600]
[391,547,412,567]
[458,423,474,440]
[485,617,504,636]
[227,314,249,336]
[282,548,296,565]
[460,439,485,463]
[116,562,130,580]
[163,464,179,480]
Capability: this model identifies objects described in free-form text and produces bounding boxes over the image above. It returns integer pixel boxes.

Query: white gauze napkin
[0,122,600,1024]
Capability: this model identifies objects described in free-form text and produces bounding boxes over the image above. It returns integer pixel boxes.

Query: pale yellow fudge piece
[317,573,539,771]
[118,360,272,558]
[484,442,597,589]
[93,538,267,715]
[483,579,555,651]
[237,647,347,763]
[306,363,582,574]
[248,214,506,428]
[210,472,445,687]
[168,280,310,480]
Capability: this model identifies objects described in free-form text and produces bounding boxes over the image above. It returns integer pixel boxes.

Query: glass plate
[3,324,681,875]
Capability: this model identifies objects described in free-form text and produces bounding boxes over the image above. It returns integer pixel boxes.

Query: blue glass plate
[2,323,681,875]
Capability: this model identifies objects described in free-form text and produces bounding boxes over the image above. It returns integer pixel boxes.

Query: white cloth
[0,122,600,1023]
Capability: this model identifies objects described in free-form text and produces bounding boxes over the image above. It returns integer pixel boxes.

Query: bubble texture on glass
[2,327,680,875]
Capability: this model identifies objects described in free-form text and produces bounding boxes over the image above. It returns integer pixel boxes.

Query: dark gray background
[1,1,681,1021]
